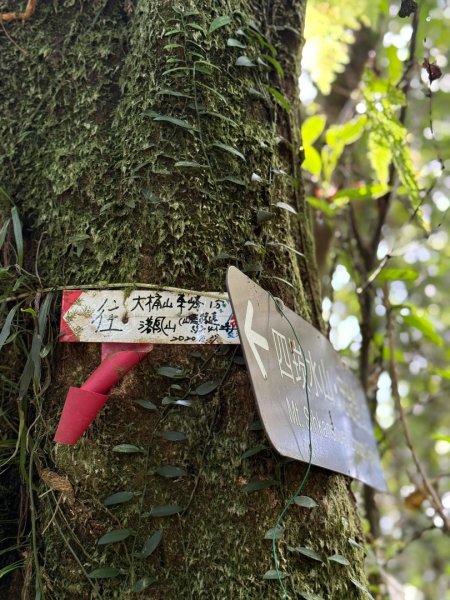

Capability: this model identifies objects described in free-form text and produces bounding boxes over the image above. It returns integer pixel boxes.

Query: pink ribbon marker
[54,343,153,444]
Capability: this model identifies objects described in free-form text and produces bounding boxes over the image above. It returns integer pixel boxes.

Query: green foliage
[322,116,367,183]
[294,495,319,508]
[138,530,163,558]
[97,529,132,545]
[303,0,383,94]
[103,492,138,506]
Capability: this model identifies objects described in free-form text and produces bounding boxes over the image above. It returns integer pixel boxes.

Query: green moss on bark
[1,1,368,598]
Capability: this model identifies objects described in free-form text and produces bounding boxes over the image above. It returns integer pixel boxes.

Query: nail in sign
[226,266,386,491]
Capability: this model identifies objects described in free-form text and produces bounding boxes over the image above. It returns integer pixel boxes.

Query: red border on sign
[60,290,82,342]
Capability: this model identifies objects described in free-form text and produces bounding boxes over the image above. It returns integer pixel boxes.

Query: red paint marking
[101,342,153,360]
[60,290,83,342]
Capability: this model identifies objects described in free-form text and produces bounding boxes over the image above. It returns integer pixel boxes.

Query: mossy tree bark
[1,1,368,598]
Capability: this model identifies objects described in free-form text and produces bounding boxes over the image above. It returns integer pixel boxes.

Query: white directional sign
[227,266,386,491]
[60,289,239,344]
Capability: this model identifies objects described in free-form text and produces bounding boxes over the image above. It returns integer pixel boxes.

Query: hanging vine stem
[182,346,238,515]
[383,284,450,533]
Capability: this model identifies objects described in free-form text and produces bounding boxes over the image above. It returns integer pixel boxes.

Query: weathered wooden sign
[226,267,386,491]
[60,289,239,344]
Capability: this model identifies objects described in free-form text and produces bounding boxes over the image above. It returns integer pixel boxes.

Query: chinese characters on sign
[227,266,386,491]
[60,290,239,344]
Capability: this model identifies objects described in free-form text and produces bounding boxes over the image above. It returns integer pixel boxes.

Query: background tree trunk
[1,1,369,597]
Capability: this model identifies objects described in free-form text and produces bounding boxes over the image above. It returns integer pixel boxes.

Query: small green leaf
[287,546,323,562]
[242,444,268,459]
[209,16,232,33]
[192,380,219,396]
[348,538,364,550]
[157,366,187,379]
[163,42,183,50]
[268,241,305,258]
[227,37,246,48]
[325,115,367,147]
[267,86,290,111]
[247,86,265,98]
[302,145,322,177]
[302,115,327,146]
[133,577,156,592]
[175,161,208,168]
[98,529,131,545]
[217,175,245,186]
[433,434,450,443]
[157,431,187,442]
[112,444,144,454]
[146,504,183,517]
[0,218,10,249]
[162,66,191,77]
[332,184,389,206]
[328,553,350,565]
[236,56,256,67]
[156,466,187,478]
[242,479,279,494]
[187,23,206,34]
[294,496,318,508]
[88,567,120,579]
[0,306,18,351]
[402,313,443,346]
[264,526,284,540]
[153,115,196,131]
[164,28,181,37]
[139,530,163,558]
[162,396,191,407]
[306,197,335,217]
[103,491,137,506]
[375,268,418,283]
[263,55,284,77]
[194,60,222,73]
[263,570,289,580]
[368,129,391,186]
[156,88,192,98]
[349,577,374,599]
[0,561,24,579]
[276,201,297,214]
[212,142,245,161]
[11,206,23,268]
[135,399,157,410]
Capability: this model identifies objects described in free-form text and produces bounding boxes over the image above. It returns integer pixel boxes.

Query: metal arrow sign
[226,266,386,491]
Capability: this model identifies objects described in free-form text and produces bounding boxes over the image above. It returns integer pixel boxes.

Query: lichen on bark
[1,1,368,598]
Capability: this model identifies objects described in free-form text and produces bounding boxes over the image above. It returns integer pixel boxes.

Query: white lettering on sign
[271,328,335,403]
[244,300,269,379]
[60,290,239,344]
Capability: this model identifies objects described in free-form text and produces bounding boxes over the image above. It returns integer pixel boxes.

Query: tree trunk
[1,1,368,598]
